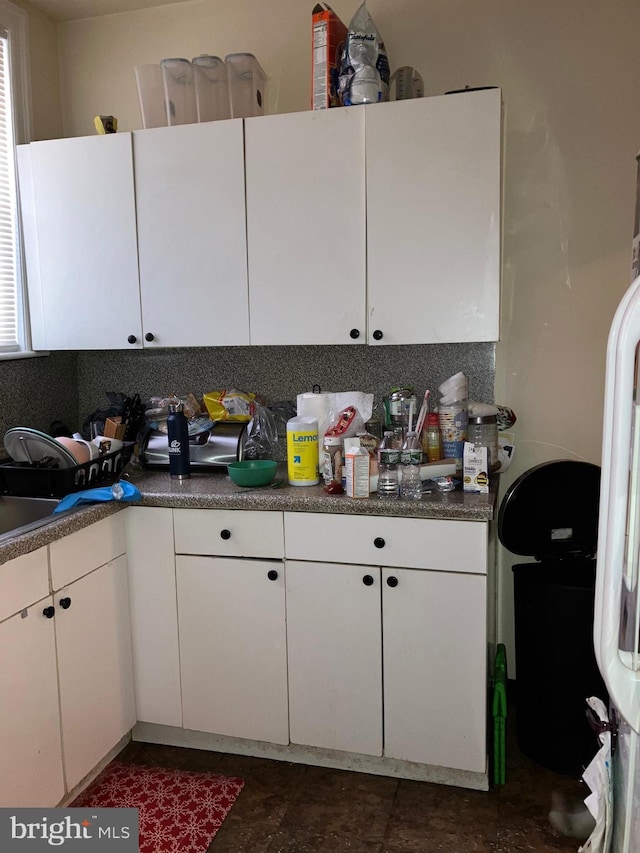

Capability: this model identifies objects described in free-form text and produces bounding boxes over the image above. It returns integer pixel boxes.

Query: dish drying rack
[0,444,134,498]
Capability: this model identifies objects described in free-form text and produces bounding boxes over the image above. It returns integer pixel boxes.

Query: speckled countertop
[0,465,497,565]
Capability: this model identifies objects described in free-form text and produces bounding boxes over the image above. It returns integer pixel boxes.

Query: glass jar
[467,414,500,472]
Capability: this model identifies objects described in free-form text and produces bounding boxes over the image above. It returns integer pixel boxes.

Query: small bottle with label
[322,434,343,485]
[424,412,443,462]
[167,401,191,480]
[377,431,399,500]
[400,431,423,500]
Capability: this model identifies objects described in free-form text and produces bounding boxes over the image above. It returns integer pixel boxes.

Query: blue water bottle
[167,401,190,480]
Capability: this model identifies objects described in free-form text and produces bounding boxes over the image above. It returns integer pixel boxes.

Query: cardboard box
[104,417,126,441]
[463,443,489,493]
[311,3,348,110]
[345,438,370,498]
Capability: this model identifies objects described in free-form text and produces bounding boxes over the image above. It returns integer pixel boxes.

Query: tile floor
[117,717,590,852]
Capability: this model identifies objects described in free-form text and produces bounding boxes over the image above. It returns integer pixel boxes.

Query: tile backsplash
[77,342,495,421]
[0,353,78,451]
[1,342,495,452]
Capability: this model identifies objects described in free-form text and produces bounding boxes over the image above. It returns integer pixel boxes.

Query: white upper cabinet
[245,107,367,345]
[366,89,501,344]
[18,89,500,350]
[22,133,142,350]
[133,121,249,347]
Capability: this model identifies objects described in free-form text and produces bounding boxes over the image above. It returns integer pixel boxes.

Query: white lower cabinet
[171,506,287,744]
[0,591,65,807]
[382,567,487,772]
[127,507,490,782]
[0,515,135,806]
[54,554,135,791]
[286,560,487,773]
[176,555,289,744]
[284,512,488,774]
[286,560,383,755]
[125,507,182,727]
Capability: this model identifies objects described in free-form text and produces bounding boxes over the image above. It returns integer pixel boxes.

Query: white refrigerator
[595,273,640,853]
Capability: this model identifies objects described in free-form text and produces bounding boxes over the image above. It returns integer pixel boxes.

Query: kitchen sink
[0,494,71,545]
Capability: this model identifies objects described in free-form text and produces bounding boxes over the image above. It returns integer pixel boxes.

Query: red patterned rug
[70,760,244,853]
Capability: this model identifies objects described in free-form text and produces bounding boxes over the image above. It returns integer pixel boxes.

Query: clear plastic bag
[243,404,279,460]
[338,1,390,106]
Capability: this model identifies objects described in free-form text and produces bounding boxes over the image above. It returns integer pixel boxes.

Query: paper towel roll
[297,393,337,469]
[296,391,374,434]
[296,391,375,471]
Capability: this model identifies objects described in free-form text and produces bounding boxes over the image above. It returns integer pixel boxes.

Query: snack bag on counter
[324,405,365,439]
[203,389,257,422]
[338,1,390,106]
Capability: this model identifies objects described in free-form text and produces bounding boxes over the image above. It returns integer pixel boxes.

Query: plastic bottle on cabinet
[424,412,443,462]
[400,431,422,500]
[167,401,191,480]
[377,430,399,500]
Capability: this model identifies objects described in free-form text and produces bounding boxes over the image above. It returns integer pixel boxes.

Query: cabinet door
[177,555,288,744]
[55,555,136,790]
[27,133,142,350]
[245,108,366,345]
[133,121,249,347]
[125,507,181,727]
[366,90,501,344]
[382,568,487,773]
[286,560,382,756]
[0,597,65,807]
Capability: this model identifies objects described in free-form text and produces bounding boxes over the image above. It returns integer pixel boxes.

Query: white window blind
[0,0,30,357]
[0,27,20,352]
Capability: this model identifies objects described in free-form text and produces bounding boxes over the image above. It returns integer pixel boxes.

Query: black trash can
[498,460,608,777]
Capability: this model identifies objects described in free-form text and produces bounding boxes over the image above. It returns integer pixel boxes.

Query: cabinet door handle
[220,529,231,540]
[386,576,399,588]
[267,569,279,581]
[372,329,383,341]
[144,332,155,342]
[127,334,137,344]
[59,597,71,609]
[42,606,55,619]
[373,537,385,549]
[349,328,360,339]
[362,574,374,586]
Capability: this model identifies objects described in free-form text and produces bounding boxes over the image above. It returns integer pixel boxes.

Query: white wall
[44,0,640,669]
[13,0,62,139]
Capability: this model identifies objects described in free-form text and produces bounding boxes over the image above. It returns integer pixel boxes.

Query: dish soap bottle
[167,400,191,481]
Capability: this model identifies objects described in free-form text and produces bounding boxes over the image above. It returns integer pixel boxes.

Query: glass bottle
[377,431,399,500]
[400,430,423,500]
[467,413,500,472]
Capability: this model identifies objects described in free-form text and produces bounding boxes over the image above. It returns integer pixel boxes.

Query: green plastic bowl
[227,459,277,487]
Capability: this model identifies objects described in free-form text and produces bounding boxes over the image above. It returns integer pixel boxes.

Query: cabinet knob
[127,334,137,344]
[267,569,279,581]
[373,537,385,549]
[42,606,55,619]
[144,332,155,342]
[349,328,360,339]
[220,529,231,540]
[372,330,383,341]
[386,576,399,588]
[362,574,374,586]
[59,597,71,610]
